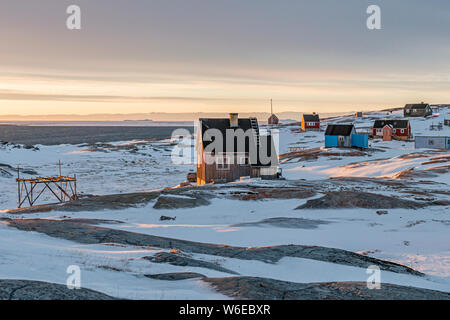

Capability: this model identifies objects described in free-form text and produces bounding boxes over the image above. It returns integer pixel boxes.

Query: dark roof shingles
[373,119,409,129]
[303,114,320,122]
[404,103,429,110]
[325,124,354,136]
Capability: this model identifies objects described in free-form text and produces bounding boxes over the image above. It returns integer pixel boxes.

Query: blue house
[325,124,368,148]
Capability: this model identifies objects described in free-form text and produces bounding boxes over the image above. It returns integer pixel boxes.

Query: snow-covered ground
[0,108,448,299]
[0,138,193,209]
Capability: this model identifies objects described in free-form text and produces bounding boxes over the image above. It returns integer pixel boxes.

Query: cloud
[0,90,225,103]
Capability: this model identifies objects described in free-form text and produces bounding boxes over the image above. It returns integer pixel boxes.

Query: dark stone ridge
[0,279,116,300]
[145,272,206,281]
[232,217,331,229]
[296,191,424,209]
[143,252,238,275]
[2,218,423,277]
[153,195,210,209]
[204,277,450,300]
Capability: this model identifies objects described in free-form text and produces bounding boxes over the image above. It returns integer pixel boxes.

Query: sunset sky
[1,0,450,117]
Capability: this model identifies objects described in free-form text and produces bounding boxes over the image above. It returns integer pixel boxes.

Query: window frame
[239,156,249,166]
[216,156,231,170]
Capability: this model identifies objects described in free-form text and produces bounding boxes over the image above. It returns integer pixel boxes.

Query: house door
[338,136,345,147]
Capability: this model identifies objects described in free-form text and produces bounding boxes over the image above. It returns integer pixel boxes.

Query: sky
[1,0,450,117]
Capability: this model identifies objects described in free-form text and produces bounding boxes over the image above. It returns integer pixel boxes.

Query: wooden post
[58,160,63,201]
[17,165,20,208]
[74,174,77,200]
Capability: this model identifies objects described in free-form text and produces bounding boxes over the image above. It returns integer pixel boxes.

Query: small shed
[268,113,279,125]
[415,136,450,149]
[267,99,279,125]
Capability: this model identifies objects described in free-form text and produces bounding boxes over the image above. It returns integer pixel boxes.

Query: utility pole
[270,99,273,115]
[58,160,63,201]
[17,165,20,208]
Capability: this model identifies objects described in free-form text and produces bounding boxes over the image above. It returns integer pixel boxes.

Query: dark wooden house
[404,103,432,117]
[196,113,278,185]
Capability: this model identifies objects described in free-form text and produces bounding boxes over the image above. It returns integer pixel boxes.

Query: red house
[372,119,411,141]
[301,113,320,131]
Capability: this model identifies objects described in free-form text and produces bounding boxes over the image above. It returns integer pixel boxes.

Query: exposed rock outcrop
[145,272,206,281]
[296,191,424,209]
[2,218,423,276]
[153,195,210,209]
[234,188,316,200]
[232,217,330,229]
[0,279,116,300]
[143,252,238,274]
[204,277,450,300]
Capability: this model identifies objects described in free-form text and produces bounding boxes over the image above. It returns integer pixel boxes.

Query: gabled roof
[199,118,256,153]
[325,124,354,136]
[268,114,279,121]
[404,103,429,109]
[373,119,410,129]
[198,117,278,166]
[302,114,320,122]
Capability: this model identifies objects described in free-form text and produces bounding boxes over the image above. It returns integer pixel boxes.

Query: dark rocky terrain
[204,277,450,300]
[0,279,116,300]
[1,218,423,276]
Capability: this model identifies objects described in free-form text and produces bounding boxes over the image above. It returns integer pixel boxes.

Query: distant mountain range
[0,111,357,122]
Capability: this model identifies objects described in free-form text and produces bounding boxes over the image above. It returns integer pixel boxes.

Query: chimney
[229,113,238,127]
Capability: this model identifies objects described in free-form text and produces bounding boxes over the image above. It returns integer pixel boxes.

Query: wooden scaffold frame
[16,161,78,208]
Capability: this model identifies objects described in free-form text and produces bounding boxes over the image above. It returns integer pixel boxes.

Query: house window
[239,156,249,166]
[216,156,230,170]
[429,140,434,146]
